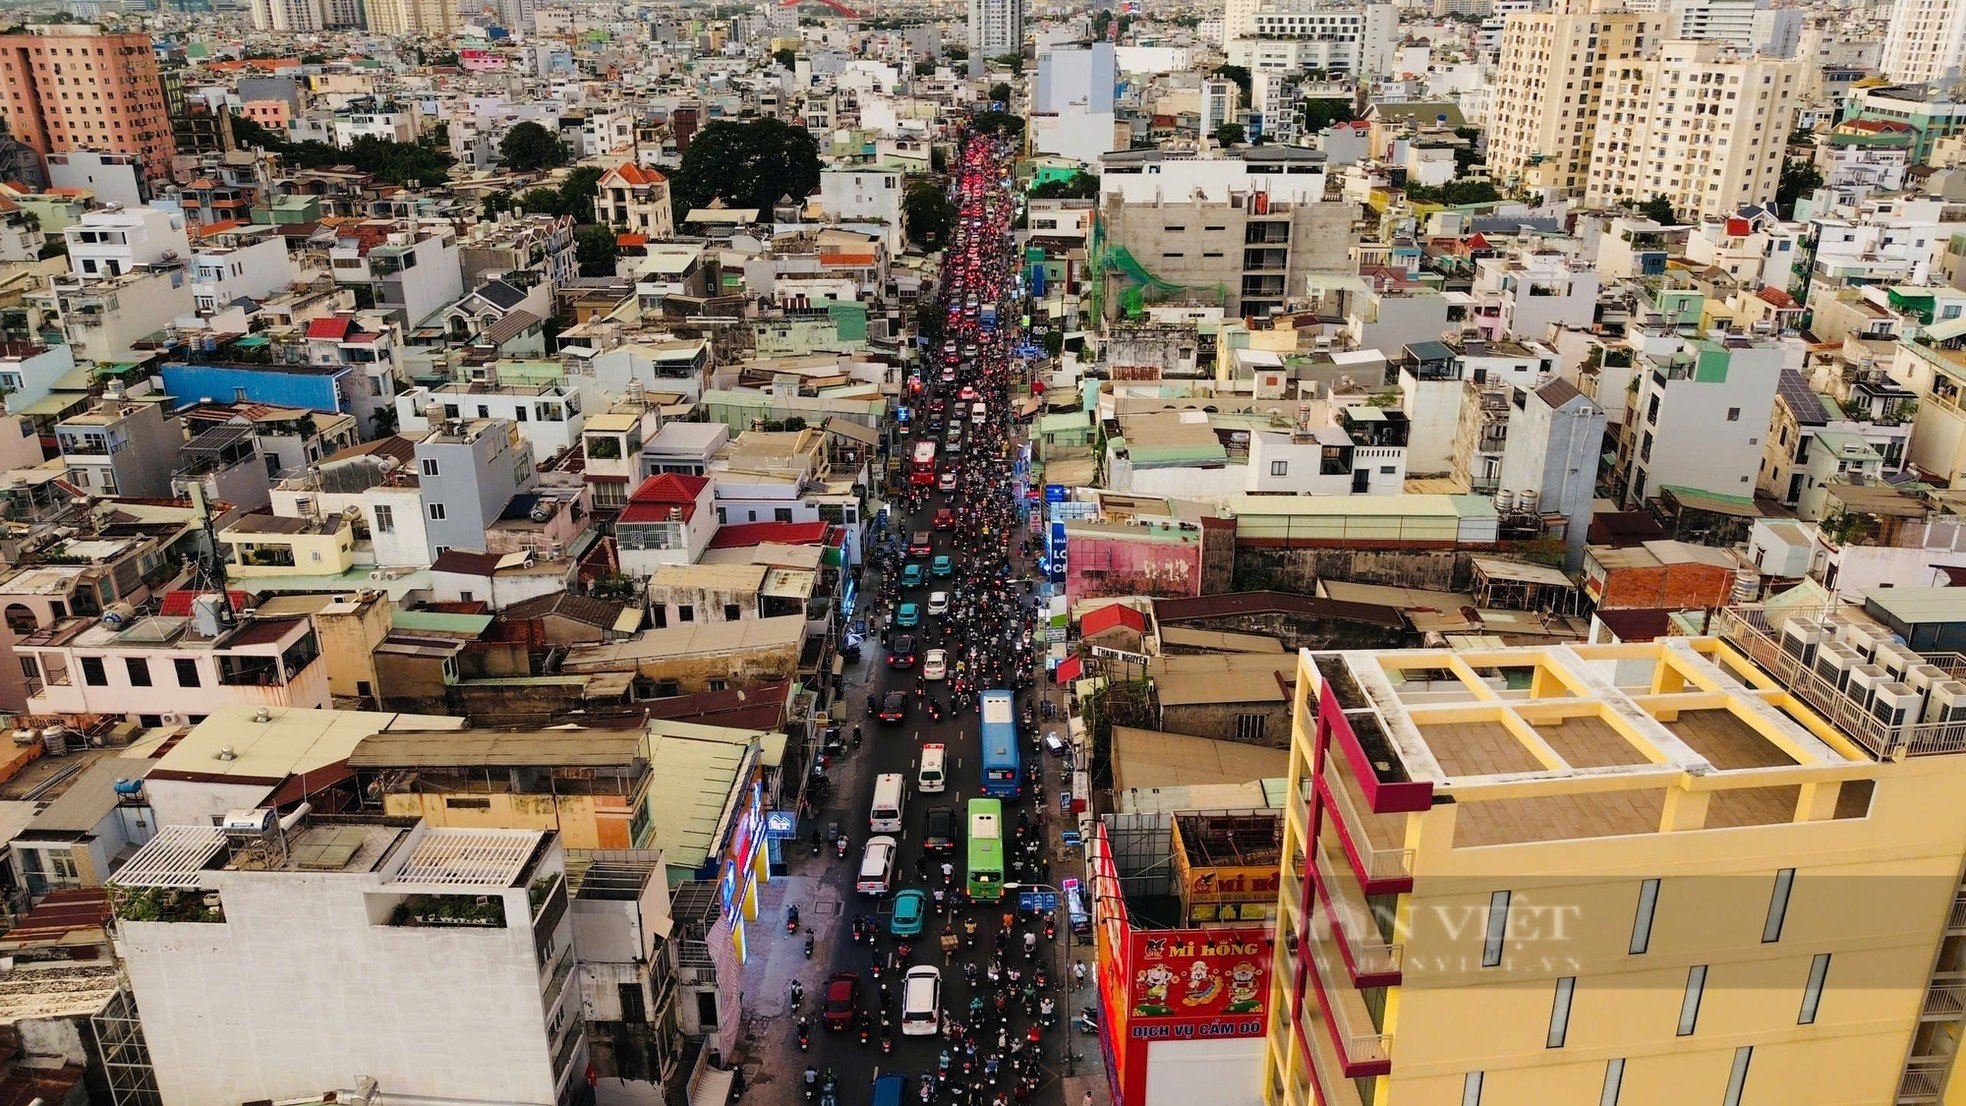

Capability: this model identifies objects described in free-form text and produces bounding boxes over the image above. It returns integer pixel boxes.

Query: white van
[901,965,942,1036]
[970,402,987,425]
[870,773,905,833]
[857,835,897,895]
[919,744,947,794]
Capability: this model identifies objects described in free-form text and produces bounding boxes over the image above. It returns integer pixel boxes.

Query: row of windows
[68,654,204,688]
[1464,1046,1754,1106]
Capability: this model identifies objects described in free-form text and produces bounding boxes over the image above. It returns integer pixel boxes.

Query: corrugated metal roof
[349,729,641,769]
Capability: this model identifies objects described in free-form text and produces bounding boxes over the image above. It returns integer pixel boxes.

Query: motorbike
[837,837,849,859]
[791,980,804,1009]
[786,906,800,934]
[798,1017,810,1051]
[1075,1007,1100,1034]
[882,1032,893,1053]
[804,935,814,958]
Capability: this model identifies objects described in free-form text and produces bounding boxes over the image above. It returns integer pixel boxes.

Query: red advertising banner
[1125,927,1272,1037]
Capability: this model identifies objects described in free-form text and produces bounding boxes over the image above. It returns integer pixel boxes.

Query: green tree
[499,121,569,172]
[669,117,822,217]
[945,45,968,60]
[1027,172,1098,199]
[483,190,517,218]
[992,52,1023,76]
[1404,180,1501,206]
[1211,64,1251,99]
[1090,9,1112,38]
[989,81,1013,105]
[1635,194,1679,225]
[915,60,937,76]
[904,181,956,251]
[774,47,797,70]
[1777,158,1825,215]
[1297,96,1352,134]
[575,224,620,277]
[969,110,1024,138]
[1214,123,1245,146]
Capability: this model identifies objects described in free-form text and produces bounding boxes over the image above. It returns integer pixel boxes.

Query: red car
[932,508,954,530]
[823,971,861,1030]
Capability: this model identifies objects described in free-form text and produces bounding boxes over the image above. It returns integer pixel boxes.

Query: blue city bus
[979,690,1022,799]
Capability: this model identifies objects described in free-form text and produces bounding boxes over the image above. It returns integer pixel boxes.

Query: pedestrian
[1081,1093,1094,1106]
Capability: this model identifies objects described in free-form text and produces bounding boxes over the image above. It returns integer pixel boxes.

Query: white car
[902,966,942,1036]
[937,471,957,492]
[924,649,948,681]
[927,591,950,616]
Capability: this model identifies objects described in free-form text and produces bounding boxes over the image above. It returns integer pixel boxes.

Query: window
[1461,1072,1483,1106]
[1235,714,1267,742]
[373,504,394,533]
[1723,1046,1752,1106]
[124,657,151,687]
[1270,460,1288,477]
[1726,407,1741,421]
[1799,953,1830,1024]
[708,678,729,692]
[80,656,105,686]
[1677,965,1707,1036]
[1600,1059,1625,1106]
[775,507,794,523]
[1547,977,1575,1048]
[677,605,694,622]
[175,658,200,687]
[1483,891,1510,967]
[428,503,446,521]
[724,604,742,621]
[1630,878,1659,954]
[420,457,439,477]
[1763,868,1794,942]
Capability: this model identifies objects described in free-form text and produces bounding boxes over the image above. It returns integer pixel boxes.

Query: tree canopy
[1214,123,1246,147]
[518,165,604,222]
[499,121,570,173]
[229,113,455,186]
[903,181,956,251]
[773,47,798,70]
[575,225,619,278]
[1297,96,1354,134]
[1635,194,1680,225]
[989,81,1013,105]
[969,110,1024,138]
[1211,64,1251,99]
[1404,180,1501,206]
[992,52,1023,76]
[1027,172,1098,200]
[1777,158,1824,215]
[670,117,822,217]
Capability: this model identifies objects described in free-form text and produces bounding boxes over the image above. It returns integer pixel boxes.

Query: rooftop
[149,705,463,786]
[1313,638,1881,845]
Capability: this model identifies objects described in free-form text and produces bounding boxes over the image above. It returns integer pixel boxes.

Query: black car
[888,634,918,669]
[923,805,958,852]
[879,692,908,723]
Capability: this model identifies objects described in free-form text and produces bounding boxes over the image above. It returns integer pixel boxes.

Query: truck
[979,302,999,332]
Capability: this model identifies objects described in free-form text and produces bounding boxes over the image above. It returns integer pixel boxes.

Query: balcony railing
[1922,973,1966,1020]
[1304,919,1391,1067]
[1898,1059,1950,1104]
[1295,957,1380,1095]
[1319,759,1415,884]
[1948,891,1966,936]
[1313,836,1402,979]
[1714,607,1966,758]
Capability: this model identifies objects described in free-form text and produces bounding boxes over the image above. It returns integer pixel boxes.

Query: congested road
[786,125,1081,1106]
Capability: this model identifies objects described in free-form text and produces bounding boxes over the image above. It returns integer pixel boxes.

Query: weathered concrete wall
[1235,547,1473,593]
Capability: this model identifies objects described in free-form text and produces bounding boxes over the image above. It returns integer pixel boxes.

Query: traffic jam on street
[785,123,1091,1106]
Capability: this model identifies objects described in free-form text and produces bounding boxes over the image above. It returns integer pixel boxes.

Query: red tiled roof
[160,589,249,617]
[608,162,667,185]
[708,520,829,549]
[618,233,649,247]
[223,616,307,647]
[1756,286,1799,309]
[305,316,354,340]
[628,472,708,503]
[432,549,504,577]
[1593,608,1674,643]
[822,253,877,266]
[1725,217,1751,236]
[1080,603,1146,637]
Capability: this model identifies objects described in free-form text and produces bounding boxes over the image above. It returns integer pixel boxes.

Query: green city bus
[965,797,1004,900]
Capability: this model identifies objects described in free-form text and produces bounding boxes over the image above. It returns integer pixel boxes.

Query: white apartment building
[1469,249,1600,343]
[1228,2,1397,76]
[397,382,587,459]
[333,110,418,148]
[114,820,584,1106]
[1097,146,1329,204]
[1031,44,1119,158]
[1621,330,1784,506]
[1585,40,1803,221]
[190,230,296,313]
[64,206,191,283]
[1200,79,1238,137]
[969,0,1021,58]
[1882,0,1966,85]
[818,170,906,256]
[1807,195,1950,291]
[1488,0,1658,194]
[18,610,329,723]
[364,0,460,35]
[1683,210,1799,291]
